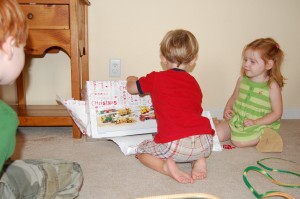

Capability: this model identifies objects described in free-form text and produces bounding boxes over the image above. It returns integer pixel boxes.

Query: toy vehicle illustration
[140,106,150,114]
[139,113,155,121]
[118,108,131,116]
[100,115,113,123]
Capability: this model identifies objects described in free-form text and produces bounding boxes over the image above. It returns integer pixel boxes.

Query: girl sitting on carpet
[216,38,285,149]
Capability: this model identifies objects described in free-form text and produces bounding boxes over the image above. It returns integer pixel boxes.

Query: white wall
[2,0,300,118]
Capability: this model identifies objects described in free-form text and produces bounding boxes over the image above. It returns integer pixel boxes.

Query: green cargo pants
[0,159,83,199]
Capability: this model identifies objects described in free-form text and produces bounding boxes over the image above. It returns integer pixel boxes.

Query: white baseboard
[282,109,300,119]
[208,109,300,120]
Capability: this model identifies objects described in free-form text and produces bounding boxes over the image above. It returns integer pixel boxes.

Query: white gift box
[86,80,157,138]
[58,80,222,155]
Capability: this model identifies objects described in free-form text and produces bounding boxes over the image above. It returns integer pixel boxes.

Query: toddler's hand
[223,109,233,120]
[243,119,255,127]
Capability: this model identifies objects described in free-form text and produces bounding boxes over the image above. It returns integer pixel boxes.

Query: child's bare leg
[216,121,231,142]
[137,153,193,183]
[191,158,207,180]
[232,138,260,148]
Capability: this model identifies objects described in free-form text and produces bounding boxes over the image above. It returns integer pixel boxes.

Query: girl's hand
[223,109,234,120]
[243,119,255,127]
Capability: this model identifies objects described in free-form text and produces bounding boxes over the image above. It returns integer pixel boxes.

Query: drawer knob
[27,13,34,20]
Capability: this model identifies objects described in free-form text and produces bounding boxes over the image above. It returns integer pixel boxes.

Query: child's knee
[216,122,231,142]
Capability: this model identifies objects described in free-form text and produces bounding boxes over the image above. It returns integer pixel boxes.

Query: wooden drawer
[24,30,70,55]
[20,4,69,29]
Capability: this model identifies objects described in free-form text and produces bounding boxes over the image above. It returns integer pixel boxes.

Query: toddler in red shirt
[126,29,214,183]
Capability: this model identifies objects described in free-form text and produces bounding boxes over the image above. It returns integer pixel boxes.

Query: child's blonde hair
[241,38,285,88]
[0,0,27,49]
[160,29,198,67]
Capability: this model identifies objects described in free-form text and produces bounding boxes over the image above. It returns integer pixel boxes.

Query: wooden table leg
[72,121,82,139]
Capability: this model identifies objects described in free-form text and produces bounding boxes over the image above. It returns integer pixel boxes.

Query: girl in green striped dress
[216,38,285,148]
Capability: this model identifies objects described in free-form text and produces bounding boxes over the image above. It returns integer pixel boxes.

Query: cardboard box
[85,80,157,138]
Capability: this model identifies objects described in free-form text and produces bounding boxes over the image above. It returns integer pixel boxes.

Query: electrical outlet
[109,59,121,77]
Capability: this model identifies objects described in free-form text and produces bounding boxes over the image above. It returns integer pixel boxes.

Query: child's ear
[1,36,15,60]
[160,55,167,65]
[188,57,197,66]
[266,59,274,70]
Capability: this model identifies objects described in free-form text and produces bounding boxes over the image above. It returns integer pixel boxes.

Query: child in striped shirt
[216,38,285,148]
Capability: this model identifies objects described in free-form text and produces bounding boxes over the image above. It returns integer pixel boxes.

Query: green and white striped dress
[229,77,280,142]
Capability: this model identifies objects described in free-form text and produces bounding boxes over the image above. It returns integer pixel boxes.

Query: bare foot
[164,158,194,184]
[191,158,207,180]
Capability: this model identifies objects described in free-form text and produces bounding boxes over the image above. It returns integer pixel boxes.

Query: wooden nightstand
[15,0,90,138]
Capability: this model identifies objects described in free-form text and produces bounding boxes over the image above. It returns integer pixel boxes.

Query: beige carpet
[12,120,300,199]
